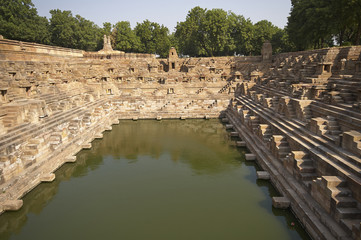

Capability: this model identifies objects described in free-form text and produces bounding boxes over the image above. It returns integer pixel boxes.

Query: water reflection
[0,119,310,240]
[90,120,244,175]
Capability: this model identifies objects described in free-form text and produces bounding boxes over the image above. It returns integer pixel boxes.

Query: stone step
[300,172,317,181]
[333,196,358,208]
[256,97,361,171]
[330,187,352,197]
[327,125,340,131]
[336,208,361,220]
[340,219,361,235]
[25,144,38,150]
[297,164,315,173]
[329,130,342,136]
[22,154,36,166]
[275,141,289,147]
[236,95,361,182]
[0,99,106,153]
[23,149,38,156]
[278,146,290,152]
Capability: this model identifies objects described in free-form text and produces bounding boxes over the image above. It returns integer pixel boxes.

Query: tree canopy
[134,20,171,57]
[175,7,289,56]
[1,0,361,56]
[287,0,361,50]
[0,0,50,44]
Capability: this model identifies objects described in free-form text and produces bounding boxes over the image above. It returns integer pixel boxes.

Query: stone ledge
[40,173,55,182]
[1,200,23,211]
[65,156,76,163]
[230,132,239,137]
[236,141,246,147]
[245,153,256,161]
[272,197,290,209]
[82,143,92,149]
[257,171,270,180]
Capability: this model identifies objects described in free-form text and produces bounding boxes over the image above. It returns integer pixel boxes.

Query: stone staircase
[256,124,273,143]
[270,135,291,160]
[218,82,232,94]
[289,151,317,188]
[312,176,361,234]
[195,88,204,94]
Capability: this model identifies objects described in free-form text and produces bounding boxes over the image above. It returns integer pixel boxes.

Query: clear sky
[32,0,292,32]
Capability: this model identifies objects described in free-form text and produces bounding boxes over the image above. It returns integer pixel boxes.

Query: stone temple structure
[0,35,361,240]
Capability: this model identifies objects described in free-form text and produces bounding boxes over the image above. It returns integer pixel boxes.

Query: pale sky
[32,0,292,32]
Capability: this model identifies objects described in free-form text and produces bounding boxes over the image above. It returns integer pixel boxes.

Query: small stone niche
[167,88,174,94]
[323,64,331,73]
[0,89,7,102]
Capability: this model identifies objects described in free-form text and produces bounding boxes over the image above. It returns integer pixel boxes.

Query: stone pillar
[261,40,272,62]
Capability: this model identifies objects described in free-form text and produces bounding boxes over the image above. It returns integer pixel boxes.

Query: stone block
[225,124,233,130]
[95,133,103,139]
[65,156,76,163]
[257,171,270,180]
[2,200,23,211]
[236,141,246,147]
[272,197,290,209]
[342,130,361,156]
[111,119,120,125]
[230,132,239,137]
[245,154,256,161]
[40,173,55,182]
[82,143,92,149]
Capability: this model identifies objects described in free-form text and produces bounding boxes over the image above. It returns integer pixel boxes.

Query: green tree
[199,8,233,56]
[228,12,254,55]
[0,0,50,44]
[335,0,361,45]
[112,21,141,52]
[271,29,295,54]
[175,6,207,56]
[49,9,100,50]
[175,7,234,56]
[287,0,351,50]
[253,20,280,55]
[74,15,100,51]
[175,7,291,57]
[135,20,171,57]
[49,9,77,48]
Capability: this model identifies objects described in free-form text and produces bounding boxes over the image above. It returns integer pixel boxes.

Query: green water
[0,120,310,240]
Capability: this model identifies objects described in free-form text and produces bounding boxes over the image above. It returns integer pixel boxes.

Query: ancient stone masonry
[226,46,361,240]
[0,36,361,239]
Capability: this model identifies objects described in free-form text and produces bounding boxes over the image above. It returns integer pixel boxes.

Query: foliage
[0,0,50,44]
[49,9,100,50]
[134,20,171,57]
[112,21,141,52]
[4,0,339,56]
[287,0,361,50]
[227,12,254,56]
[174,6,206,56]
[174,7,289,57]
